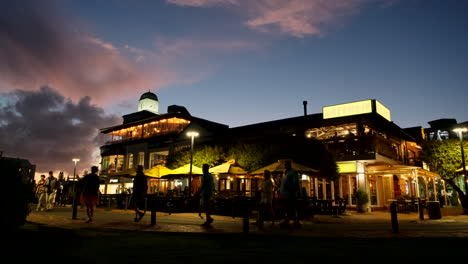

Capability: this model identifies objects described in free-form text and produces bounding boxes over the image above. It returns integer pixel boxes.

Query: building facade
[99,94,443,211]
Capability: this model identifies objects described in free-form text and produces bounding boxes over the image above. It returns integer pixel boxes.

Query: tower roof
[139,91,158,101]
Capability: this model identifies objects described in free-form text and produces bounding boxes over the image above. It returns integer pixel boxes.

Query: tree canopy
[166,135,339,181]
[421,139,467,180]
[421,138,468,214]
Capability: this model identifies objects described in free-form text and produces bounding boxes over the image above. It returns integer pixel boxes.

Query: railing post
[107,195,112,210]
[390,201,399,234]
[149,196,157,226]
[243,207,250,233]
[418,198,424,220]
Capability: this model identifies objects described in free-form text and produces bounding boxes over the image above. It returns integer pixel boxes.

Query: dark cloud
[0,87,120,175]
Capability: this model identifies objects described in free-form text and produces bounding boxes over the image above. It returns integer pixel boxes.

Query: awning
[366,165,440,178]
[108,168,137,178]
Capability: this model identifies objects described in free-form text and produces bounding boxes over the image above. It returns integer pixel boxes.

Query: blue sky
[1,0,467,174]
[70,0,468,128]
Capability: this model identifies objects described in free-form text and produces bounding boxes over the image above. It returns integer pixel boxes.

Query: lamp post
[454,128,468,193]
[72,158,80,220]
[187,131,199,198]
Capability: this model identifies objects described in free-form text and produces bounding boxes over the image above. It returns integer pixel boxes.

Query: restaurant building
[98,91,228,194]
[99,92,443,211]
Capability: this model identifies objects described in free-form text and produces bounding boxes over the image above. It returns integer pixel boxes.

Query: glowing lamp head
[453,128,468,134]
[187,131,199,138]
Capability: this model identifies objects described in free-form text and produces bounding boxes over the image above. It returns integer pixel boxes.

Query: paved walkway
[27,206,468,238]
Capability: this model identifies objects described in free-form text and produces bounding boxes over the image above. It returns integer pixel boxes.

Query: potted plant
[355,188,369,213]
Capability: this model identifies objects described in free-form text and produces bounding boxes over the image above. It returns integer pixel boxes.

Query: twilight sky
[1,0,467,176]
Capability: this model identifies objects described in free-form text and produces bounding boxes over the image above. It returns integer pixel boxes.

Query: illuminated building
[99,95,444,211]
[99,91,228,194]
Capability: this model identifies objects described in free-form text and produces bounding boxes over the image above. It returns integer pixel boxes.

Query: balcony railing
[323,135,412,163]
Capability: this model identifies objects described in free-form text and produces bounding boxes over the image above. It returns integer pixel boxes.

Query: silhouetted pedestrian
[35,175,47,211]
[80,166,100,223]
[131,165,148,222]
[279,160,301,229]
[257,169,275,230]
[200,164,215,226]
[45,171,58,211]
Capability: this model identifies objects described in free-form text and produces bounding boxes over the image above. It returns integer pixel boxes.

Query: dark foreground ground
[13,206,468,263]
[13,221,468,263]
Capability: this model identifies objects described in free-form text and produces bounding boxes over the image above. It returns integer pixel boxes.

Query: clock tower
[138,91,159,114]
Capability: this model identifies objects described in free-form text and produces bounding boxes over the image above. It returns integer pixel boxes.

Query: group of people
[34,160,303,229]
[251,159,303,230]
[197,159,303,229]
[82,164,149,224]
[35,171,67,211]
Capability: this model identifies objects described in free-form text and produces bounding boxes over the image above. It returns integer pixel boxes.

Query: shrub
[355,188,369,213]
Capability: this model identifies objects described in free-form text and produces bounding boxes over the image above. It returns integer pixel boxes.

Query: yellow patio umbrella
[209,159,248,175]
[248,159,318,175]
[170,163,203,175]
[456,166,468,173]
[130,164,175,178]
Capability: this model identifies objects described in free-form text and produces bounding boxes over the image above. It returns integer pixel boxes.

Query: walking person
[80,166,100,223]
[200,163,215,226]
[45,171,58,211]
[55,172,66,206]
[279,160,302,229]
[35,175,47,211]
[256,169,275,230]
[131,165,148,222]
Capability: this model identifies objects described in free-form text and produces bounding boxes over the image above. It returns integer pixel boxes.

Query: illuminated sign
[375,100,391,121]
[337,162,357,173]
[323,100,372,119]
[323,99,391,121]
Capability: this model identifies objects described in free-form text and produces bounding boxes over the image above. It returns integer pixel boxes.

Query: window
[127,153,134,169]
[138,152,145,167]
[369,176,377,205]
[116,155,124,171]
[101,157,110,171]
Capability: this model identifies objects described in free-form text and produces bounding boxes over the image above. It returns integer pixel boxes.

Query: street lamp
[187,131,199,198]
[454,127,467,193]
[72,158,80,220]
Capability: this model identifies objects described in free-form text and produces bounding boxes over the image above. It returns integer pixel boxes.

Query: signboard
[323,100,373,119]
[375,100,391,121]
[323,99,391,121]
[337,162,357,173]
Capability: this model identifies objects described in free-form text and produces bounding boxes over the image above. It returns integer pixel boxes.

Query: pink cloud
[0,1,260,107]
[168,0,393,37]
[0,1,174,106]
[167,0,238,7]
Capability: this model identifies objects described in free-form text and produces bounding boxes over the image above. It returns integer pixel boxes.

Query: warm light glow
[337,162,357,173]
[454,128,468,134]
[323,100,372,119]
[72,158,80,164]
[187,131,199,138]
[323,99,391,121]
[375,100,391,121]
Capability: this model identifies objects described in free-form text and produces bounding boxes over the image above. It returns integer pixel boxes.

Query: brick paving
[26,205,468,238]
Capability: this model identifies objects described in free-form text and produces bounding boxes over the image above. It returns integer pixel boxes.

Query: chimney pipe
[303,101,308,116]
